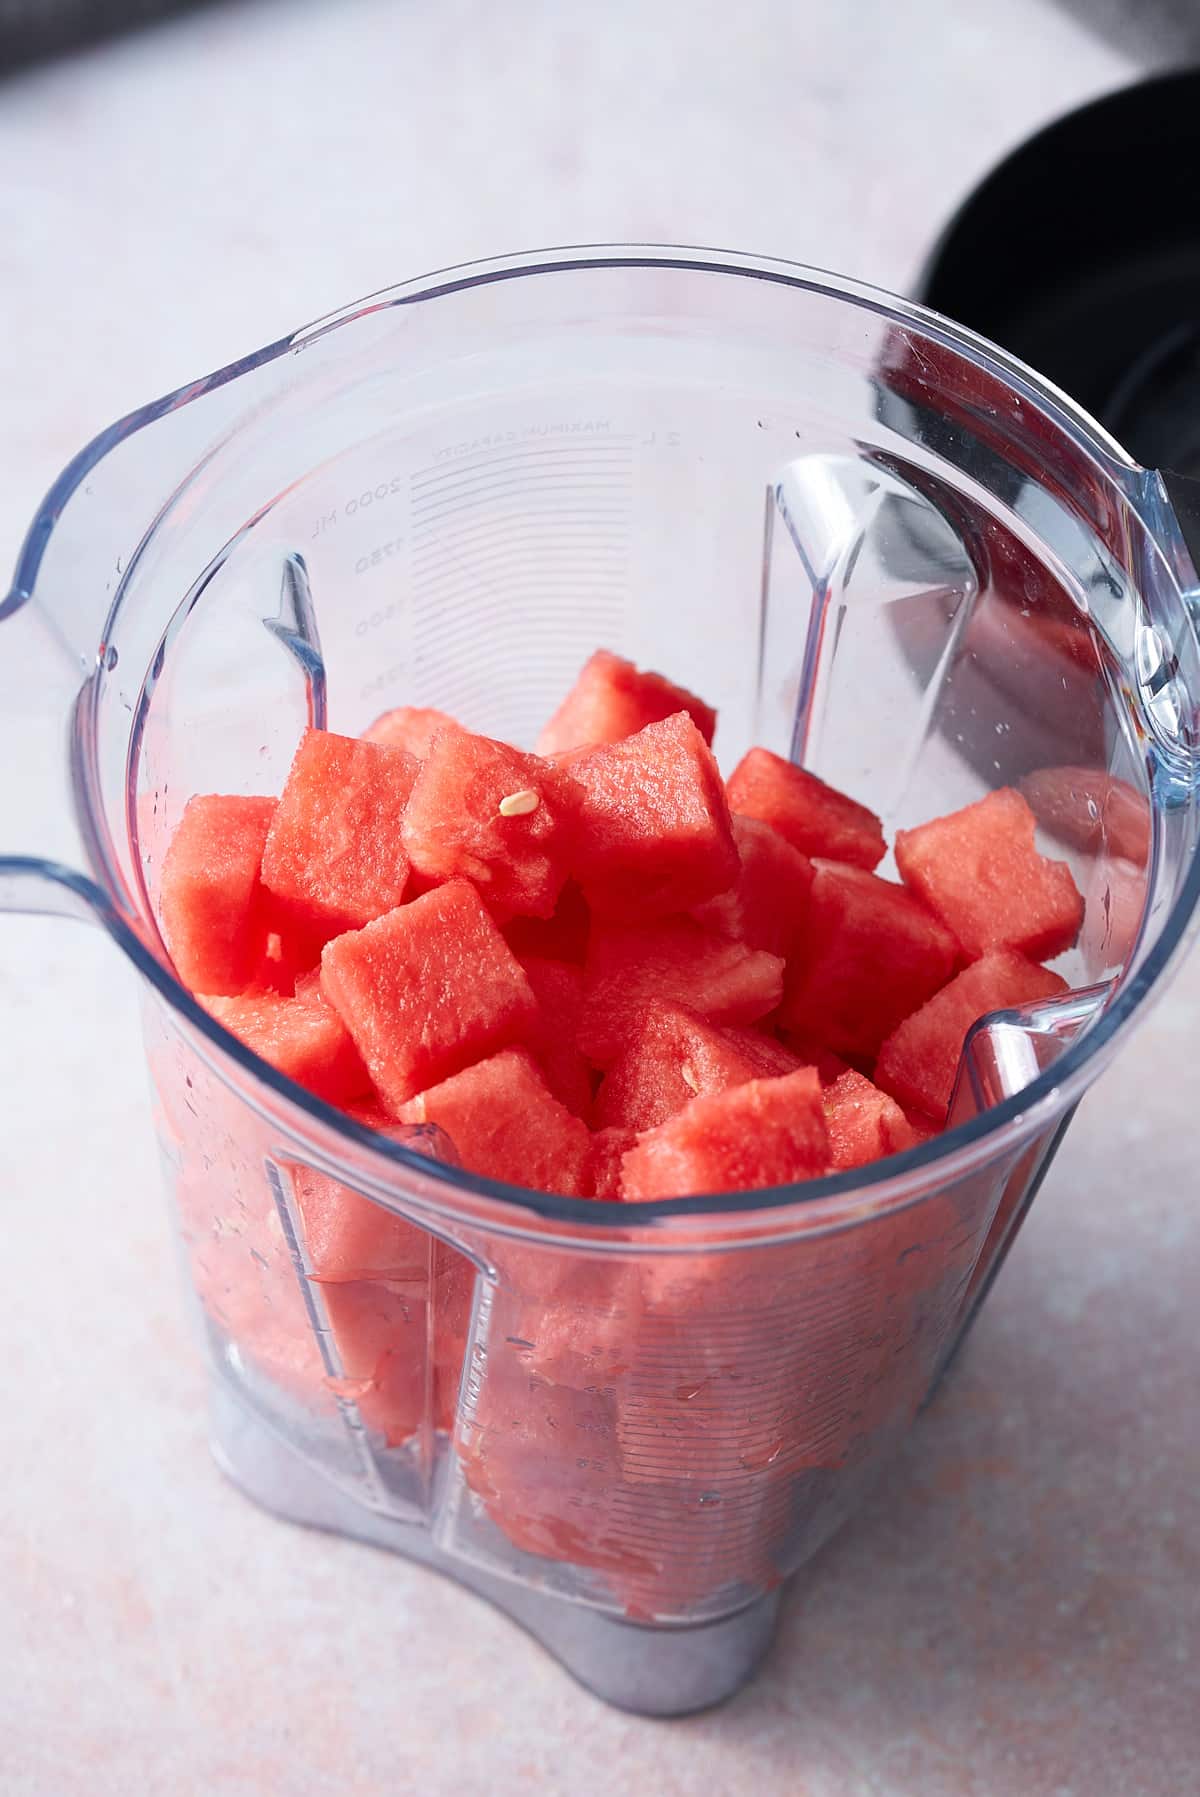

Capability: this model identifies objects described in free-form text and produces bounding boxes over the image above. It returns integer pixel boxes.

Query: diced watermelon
[201,985,371,1104]
[320,1278,428,1448]
[717,1026,806,1079]
[593,1003,782,1133]
[261,728,417,934]
[160,794,277,996]
[902,1109,941,1147]
[398,1048,591,1196]
[875,950,1069,1122]
[363,704,458,759]
[516,955,594,1119]
[320,882,537,1109]
[587,1126,637,1198]
[725,748,886,870]
[620,1069,831,1199]
[581,918,784,1065]
[895,787,1084,962]
[535,648,717,757]
[780,861,959,1058]
[402,727,581,919]
[502,880,591,966]
[775,1031,853,1086]
[691,813,814,957]
[563,712,738,920]
[292,1104,433,1283]
[823,1069,920,1171]
[1019,765,1150,866]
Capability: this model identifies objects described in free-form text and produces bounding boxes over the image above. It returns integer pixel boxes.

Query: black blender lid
[916,70,1200,481]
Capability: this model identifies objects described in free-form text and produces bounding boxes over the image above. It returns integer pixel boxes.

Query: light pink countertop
[1,4,1196,1792]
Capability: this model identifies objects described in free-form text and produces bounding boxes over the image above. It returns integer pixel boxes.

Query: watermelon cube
[620,1069,831,1199]
[160,794,277,996]
[691,814,814,957]
[581,918,784,1065]
[713,1025,805,1080]
[502,879,591,966]
[261,728,417,934]
[201,985,371,1105]
[895,787,1085,962]
[535,648,717,757]
[1019,765,1150,866]
[318,1237,472,1444]
[725,748,886,870]
[292,1104,432,1283]
[875,950,1069,1122]
[564,712,738,919]
[587,1126,637,1198]
[823,1069,921,1171]
[402,727,581,918]
[398,1048,591,1196]
[776,1031,854,1086]
[780,861,959,1058]
[593,1003,785,1133]
[516,955,594,1119]
[363,703,458,759]
[320,1278,428,1448]
[320,881,537,1109]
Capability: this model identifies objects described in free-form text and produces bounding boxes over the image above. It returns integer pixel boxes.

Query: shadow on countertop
[1050,0,1200,63]
[0,0,218,75]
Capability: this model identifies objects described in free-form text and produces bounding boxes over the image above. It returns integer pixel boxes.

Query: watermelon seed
[680,1063,699,1092]
[498,789,540,817]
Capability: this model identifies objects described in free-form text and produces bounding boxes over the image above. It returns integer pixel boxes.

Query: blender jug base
[208,1377,782,1718]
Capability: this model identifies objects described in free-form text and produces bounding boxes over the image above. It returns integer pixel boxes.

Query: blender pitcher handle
[0,581,106,923]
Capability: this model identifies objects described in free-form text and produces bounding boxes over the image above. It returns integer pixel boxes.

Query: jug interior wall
[73,294,1174,989]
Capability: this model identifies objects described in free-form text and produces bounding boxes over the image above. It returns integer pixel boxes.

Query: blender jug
[3,248,1199,1717]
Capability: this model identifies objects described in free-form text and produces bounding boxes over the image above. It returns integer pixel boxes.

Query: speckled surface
[1,3,1198,1793]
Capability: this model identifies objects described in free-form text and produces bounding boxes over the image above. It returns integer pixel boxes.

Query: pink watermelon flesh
[402,726,581,919]
[593,1003,785,1133]
[1019,765,1150,867]
[201,985,371,1105]
[319,881,537,1109]
[776,1031,854,1086]
[691,813,814,958]
[398,1047,591,1196]
[895,786,1085,963]
[292,1103,432,1283]
[363,704,458,759]
[320,1278,428,1447]
[780,860,960,1059]
[515,955,594,1119]
[160,794,277,996]
[823,1069,922,1171]
[581,918,784,1066]
[535,648,717,757]
[587,1126,637,1198]
[261,728,417,934]
[620,1069,831,1199]
[875,949,1069,1122]
[717,1026,805,1079]
[563,712,738,920]
[725,747,886,870]
[502,879,591,966]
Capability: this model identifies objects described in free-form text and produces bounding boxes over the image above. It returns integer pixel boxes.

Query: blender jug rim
[6,243,1199,1235]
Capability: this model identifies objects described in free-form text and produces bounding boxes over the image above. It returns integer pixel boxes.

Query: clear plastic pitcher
[4,248,1199,1716]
